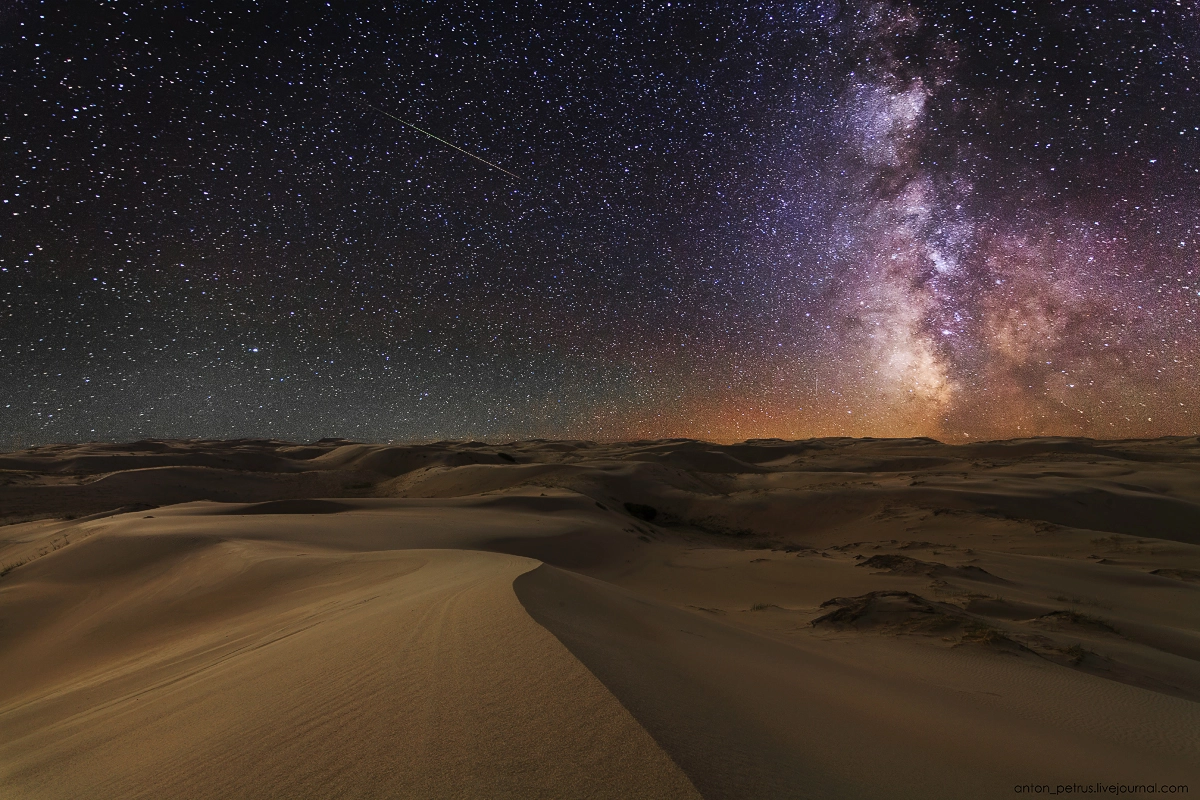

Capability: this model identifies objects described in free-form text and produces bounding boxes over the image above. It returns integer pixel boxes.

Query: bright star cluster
[1,1,1197,445]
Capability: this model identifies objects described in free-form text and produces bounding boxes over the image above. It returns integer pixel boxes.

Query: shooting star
[351,97,521,179]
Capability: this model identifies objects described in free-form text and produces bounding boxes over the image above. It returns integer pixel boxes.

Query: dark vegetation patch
[960,623,1015,646]
[813,591,1042,657]
[1150,568,1200,583]
[857,554,938,575]
[962,597,1054,621]
[812,590,977,635]
[1036,609,1120,635]
[1062,644,1092,665]
[658,511,756,538]
[809,592,1193,698]
[623,502,658,522]
[689,605,726,615]
[812,591,1039,655]
[857,554,1004,583]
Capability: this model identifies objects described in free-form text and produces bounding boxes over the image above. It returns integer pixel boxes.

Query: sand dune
[2,437,1199,797]
[518,566,1197,799]
[0,542,697,799]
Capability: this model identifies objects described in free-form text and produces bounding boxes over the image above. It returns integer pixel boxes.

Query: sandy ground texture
[2,436,1199,798]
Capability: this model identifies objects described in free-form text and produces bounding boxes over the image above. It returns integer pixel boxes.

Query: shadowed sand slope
[515,565,1199,799]
[2,437,1200,797]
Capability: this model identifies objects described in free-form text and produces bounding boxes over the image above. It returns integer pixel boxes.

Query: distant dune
[2,437,1198,798]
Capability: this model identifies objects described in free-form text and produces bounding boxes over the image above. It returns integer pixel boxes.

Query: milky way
[1,1,1198,445]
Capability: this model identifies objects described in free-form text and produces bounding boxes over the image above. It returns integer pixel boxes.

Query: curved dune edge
[514,564,1200,800]
[0,547,700,799]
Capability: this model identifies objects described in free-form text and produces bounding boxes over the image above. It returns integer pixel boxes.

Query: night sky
[2,1,1198,446]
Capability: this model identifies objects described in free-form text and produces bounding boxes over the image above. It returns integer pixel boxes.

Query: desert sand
[1,436,1198,798]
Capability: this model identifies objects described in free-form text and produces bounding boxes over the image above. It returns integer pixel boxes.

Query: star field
[1,1,1198,445]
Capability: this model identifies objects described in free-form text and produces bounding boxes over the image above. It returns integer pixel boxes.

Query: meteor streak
[352,97,521,179]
